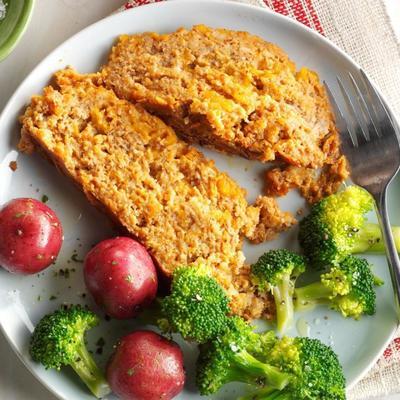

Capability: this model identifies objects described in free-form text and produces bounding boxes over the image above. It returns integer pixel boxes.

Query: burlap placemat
[118,1,400,398]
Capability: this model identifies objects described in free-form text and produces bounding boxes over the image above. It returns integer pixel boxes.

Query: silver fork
[325,69,400,318]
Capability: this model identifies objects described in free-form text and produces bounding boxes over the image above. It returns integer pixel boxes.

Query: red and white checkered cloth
[117,1,400,398]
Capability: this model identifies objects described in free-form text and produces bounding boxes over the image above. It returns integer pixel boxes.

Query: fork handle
[375,188,400,321]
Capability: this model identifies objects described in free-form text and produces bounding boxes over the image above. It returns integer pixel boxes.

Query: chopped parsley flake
[125,274,134,283]
[71,254,83,263]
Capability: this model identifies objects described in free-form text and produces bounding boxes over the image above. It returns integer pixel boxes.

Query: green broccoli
[239,336,346,400]
[196,317,290,396]
[251,249,307,333]
[294,255,379,319]
[30,305,110,398]
[139,265,231,344]
[299,185,400,268]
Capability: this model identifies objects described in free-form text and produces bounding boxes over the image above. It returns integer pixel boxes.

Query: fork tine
[348,72,380,138]
[337,76,369,143]
[324,81,357,148]
[359,69,396,137]
[350,70,382,137]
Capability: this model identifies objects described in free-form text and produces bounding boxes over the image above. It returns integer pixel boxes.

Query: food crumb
[9,161,17,171]
[296,208,304,216]
[41,194,49,203]
[49,295,57,301]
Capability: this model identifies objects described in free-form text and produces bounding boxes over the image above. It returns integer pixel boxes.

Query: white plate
[0,0,398,399]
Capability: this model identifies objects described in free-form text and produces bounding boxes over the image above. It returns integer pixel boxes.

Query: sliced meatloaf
[19,69,277,319]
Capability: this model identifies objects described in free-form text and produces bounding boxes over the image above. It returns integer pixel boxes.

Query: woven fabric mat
[118,1,400,398]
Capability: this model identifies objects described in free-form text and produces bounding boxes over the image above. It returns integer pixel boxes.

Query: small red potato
[0,198,63,274]
[84,237,158,319]
[107,330,185,400]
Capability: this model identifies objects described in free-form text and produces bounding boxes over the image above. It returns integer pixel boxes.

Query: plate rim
[0,0,36,62]
[0,0,398,398]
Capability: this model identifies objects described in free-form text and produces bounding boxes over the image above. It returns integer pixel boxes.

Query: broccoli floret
[30,305,110,398]
[197,318,346,400]
[158,265,231,343]
[196,317,290,396]
[240,336,346,400]
[299,185,400,267]
[251,249,307,333]
[294,255,379,319]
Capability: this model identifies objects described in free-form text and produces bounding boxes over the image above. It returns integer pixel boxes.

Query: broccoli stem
[232,350,291,390]
[70,340,110,398]
[373,275,385,286]
[273,274,294,333]
[350,223,400,253]
[294,282,333,311]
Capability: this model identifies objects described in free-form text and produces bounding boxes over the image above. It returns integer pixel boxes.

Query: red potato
[0,198,63,274]
[107,330,185,400]
[84,237,158,319]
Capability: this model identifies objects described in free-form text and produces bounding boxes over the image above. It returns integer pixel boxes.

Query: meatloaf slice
[101,25,339,169]
[19,68,275,319]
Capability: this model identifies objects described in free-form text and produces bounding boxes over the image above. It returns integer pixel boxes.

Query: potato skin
[107,330,185,400]
[84,237,158,319]
[0,198,63,274]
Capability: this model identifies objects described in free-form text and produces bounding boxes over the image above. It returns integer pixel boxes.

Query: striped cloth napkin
[118,1,400,398]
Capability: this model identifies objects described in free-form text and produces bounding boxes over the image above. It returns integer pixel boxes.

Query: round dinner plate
[0,0,398,399]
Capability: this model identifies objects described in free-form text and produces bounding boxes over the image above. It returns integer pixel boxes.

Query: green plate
[0,0,35,62]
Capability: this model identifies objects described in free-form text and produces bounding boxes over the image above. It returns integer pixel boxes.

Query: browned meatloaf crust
[19,69,276,319]
[265,156,349,204]
[101,24,342,170]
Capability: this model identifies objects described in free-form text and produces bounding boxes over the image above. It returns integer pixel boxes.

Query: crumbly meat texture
[265,155,349,203]
[247,196,297,244]
[19,69,276,319]
[101,24,340,168]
